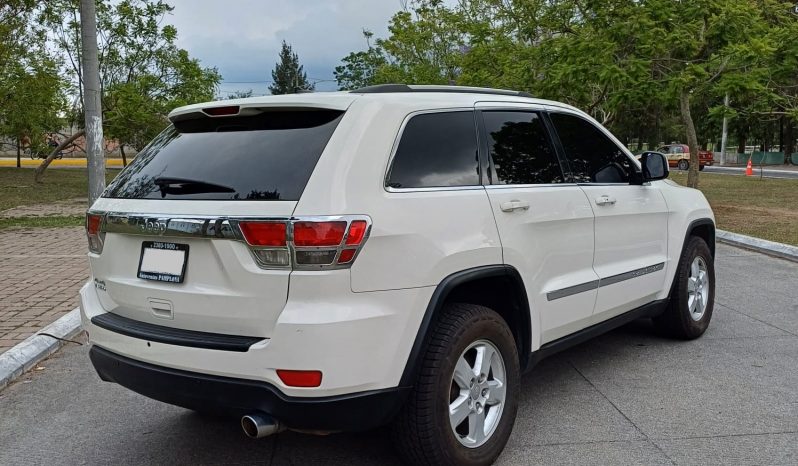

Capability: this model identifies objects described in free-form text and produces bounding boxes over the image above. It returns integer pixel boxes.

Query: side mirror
[640,151,669,182]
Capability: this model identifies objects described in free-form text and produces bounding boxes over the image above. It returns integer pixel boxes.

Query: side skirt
[524,299,669,372]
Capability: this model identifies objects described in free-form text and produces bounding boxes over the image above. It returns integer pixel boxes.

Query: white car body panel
[81,89,715,405]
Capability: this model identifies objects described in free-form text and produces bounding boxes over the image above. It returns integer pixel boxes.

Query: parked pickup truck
[656,143,713,171]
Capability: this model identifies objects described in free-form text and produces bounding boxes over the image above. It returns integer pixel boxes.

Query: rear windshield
[104,109,344,201]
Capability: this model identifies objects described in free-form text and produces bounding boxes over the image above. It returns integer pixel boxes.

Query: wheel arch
[686,218,716,258]
[398,265,532,387]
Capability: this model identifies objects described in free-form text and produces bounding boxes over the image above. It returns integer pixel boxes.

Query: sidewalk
[0,227,88,353]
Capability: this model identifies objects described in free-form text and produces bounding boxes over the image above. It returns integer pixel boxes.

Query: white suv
[81,85,716,466]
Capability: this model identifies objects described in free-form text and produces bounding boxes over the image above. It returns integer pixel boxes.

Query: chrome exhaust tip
[241,413,281,438]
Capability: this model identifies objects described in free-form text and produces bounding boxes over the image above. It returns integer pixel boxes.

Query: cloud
[165,0,404,94]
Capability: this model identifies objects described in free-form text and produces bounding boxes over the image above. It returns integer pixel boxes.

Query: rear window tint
[104,109,344,201]
[387,111,479,189]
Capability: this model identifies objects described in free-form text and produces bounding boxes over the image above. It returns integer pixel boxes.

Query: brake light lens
[86,213,105,254]
[239,222,287,246]
[236,216,370,270]
[277,369,322,388]
[345,220,367,245]
[293,221,346,247]
[203,105,240,116]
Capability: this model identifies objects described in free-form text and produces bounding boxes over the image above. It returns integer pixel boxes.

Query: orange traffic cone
[745,158,753,176]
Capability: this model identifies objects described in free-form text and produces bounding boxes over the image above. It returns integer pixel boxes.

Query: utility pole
[720,93,729,166]
[79,0,105,205]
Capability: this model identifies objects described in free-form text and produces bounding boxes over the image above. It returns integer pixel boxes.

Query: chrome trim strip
[599,262,665,288]
[95,212,372,271]
[546,280,599,301]
[546,262,665,301]
[485,183,578,189]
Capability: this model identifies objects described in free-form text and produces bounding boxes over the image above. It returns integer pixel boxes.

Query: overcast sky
[165,0,406,97]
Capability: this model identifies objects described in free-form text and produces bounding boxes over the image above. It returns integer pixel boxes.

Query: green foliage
[225,90,254,100]
[336,0,798,160]
[269,41,314,95]
[40,0,221,151]
[0,1,66,152]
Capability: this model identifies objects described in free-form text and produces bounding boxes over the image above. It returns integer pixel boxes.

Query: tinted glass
[550,112,632,183]
[104,110,344,201]
[483,111,563,185]
[387,111,479,188]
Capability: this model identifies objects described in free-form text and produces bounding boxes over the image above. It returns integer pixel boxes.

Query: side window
[482,111,564,185]
[550,112,633,183]
[387,111,479,189]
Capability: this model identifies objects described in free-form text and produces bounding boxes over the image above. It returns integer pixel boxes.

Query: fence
[714,152,798,165]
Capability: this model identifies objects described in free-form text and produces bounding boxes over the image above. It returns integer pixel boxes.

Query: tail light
[86,212,105,254]
[236,216,371,270]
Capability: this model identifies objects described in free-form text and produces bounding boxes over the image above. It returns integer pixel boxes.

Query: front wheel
[393,303,520,466]
[678,159,689,170]
[654,236,715,339]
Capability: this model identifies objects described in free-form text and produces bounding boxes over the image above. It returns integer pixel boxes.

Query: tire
[654,236,715,339]
[393,303,520,466]
[699,165,705,171]
[678,159,689,171]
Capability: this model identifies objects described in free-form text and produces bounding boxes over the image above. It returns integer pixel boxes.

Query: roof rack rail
[350,84,533,98]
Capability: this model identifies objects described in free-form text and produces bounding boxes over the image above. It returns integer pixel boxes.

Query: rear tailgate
[86,106,347,338]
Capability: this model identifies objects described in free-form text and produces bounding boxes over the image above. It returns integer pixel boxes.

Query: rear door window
[386,111,479,189]
[482,111,564,185]
[104,109,344,201]
[549,112,632,183]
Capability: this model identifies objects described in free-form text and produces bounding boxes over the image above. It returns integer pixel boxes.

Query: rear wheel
[393,303,519,466]
[678,159,689,170]
[699,165,705,171]
[654,236,715,339]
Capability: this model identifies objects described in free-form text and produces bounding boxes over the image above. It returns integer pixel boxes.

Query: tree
[334,30,388,90]
[269,40,313,94]
[0,0,66,167]
[37,0,221,177]
[225,89,254,99]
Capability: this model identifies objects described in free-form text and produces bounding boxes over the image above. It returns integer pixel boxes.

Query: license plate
[137,242,189,283]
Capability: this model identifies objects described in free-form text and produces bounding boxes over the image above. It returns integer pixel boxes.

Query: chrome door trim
[546,262,665,301]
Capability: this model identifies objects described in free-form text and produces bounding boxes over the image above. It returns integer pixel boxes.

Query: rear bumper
[90,345,408,431]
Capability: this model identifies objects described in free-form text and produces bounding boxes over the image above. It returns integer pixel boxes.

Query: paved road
[702,165,798,179]
[1,244,796,465]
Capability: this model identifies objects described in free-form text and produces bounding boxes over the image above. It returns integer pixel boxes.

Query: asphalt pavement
[702,165,798,179]
[0,244,796,465]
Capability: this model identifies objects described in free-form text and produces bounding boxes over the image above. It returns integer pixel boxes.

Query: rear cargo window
[104,109,344,201]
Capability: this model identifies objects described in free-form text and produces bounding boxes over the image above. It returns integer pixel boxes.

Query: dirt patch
[0,198,87,218]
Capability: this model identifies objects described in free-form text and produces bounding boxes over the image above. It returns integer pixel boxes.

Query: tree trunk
[16,137,20,168]
[80,0,105,205]
[34,130,86,182]
[785,119,795,165]
[679,89,700,188]
[120,144,127,166]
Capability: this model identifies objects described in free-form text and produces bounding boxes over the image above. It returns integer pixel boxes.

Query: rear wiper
[153,177,235,197]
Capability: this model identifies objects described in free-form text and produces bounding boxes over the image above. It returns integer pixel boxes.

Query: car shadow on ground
[120,318,665,465]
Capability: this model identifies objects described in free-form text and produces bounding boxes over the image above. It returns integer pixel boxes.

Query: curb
[0,308,82,391]
[717,229,798,263]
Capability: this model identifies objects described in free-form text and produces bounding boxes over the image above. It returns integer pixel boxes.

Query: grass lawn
[0,167,119,230]
[1,167,796,245]
[0,167,118,211]
[670,172,798,246]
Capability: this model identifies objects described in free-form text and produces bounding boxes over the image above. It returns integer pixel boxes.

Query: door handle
[595,195,617,206]
[500,200,530,212]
